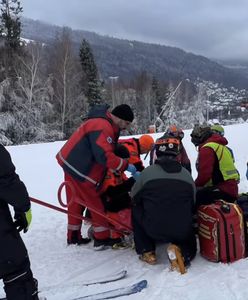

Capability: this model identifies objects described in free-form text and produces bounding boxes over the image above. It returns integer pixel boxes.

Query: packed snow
[1,123,248,300]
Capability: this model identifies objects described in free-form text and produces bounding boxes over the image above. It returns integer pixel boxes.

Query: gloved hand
[133,171,141,180]
[14,208,32,233]
[126,164,137,175]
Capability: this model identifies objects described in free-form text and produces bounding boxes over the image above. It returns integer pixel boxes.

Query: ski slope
[1,123,248,300]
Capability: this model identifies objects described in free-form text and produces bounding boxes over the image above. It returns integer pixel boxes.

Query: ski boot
[167,244,186,274]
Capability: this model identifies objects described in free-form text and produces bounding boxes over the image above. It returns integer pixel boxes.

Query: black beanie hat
[111,104,134,122]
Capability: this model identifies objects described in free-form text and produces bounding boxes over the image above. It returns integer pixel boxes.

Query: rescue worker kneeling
[131,137,196,274]
[190,124,240,209]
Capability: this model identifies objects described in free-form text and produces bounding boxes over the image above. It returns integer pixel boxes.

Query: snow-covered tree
[12,42,58,143]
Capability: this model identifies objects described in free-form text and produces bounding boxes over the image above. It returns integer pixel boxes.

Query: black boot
[93,237,122,250]
[67,230,91,245]
[4,268,39,300]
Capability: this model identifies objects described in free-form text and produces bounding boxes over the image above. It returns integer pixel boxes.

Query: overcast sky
[21,0,248,60]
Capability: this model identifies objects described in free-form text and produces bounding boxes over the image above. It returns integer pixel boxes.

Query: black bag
[236,193,248,255]
[237,193,248,222]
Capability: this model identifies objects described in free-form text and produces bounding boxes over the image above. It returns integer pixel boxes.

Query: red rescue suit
[56,105,128,240]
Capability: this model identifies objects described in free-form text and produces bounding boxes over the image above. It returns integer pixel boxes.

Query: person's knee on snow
[131,137,196,272]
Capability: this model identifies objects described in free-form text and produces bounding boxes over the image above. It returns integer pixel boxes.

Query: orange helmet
[139,135,154,154]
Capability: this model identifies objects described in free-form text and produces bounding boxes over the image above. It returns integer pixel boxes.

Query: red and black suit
[56,104,128,240]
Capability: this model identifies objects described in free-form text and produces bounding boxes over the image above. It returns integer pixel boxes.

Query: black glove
[14,208,32,233]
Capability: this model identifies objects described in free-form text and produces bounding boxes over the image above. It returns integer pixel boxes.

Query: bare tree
[132,71,152,133]
[48,27,87,137]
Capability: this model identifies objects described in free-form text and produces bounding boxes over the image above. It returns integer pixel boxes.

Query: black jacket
[0,145,30,277]
[131,156,195,241]
[102,177,135,212]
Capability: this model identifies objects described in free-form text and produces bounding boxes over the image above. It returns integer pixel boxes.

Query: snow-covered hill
[1,123,248,299]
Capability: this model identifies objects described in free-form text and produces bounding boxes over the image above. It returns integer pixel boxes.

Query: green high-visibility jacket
[203,142,240,185]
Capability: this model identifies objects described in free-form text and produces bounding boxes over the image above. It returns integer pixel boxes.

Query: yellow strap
[232,203,243,230]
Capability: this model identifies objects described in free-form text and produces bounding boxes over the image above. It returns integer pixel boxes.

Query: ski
[43,269,127,292]
[78,269,127,286]
[72,279,147,300]
[0,298,47,300]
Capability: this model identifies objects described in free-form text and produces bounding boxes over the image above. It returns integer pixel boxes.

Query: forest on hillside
[0,1,247,145]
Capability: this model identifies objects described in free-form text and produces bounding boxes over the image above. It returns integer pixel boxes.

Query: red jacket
[56,105,128,187]
[195,134,238,198]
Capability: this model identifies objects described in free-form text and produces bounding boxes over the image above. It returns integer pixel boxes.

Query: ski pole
[58,181,132,232]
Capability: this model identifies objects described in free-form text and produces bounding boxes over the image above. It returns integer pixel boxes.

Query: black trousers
[132,207,197,265]
[2,258,38,300]
[195,186,235,211]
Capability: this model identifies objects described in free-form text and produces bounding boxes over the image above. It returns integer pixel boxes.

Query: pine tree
[0,0,23,81]
[79,39,102,107]
[0,0,22,50]
[151,77,163,121]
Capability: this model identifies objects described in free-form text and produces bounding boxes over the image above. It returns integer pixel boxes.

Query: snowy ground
[1,123,248,300]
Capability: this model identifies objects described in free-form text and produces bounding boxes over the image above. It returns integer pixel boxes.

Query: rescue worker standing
[0,145,39,300]
[56,104,136,249]
[191,124,240,209]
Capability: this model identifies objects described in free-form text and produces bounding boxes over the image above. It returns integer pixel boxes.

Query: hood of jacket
[155,156,182,173]
[199,133,228,148]
[87,104,110,119]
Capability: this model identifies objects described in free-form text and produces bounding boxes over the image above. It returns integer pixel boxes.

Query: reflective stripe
[58,151,99,186]
[4,271,27,284]
[116,158,124,171]
[93,226,109,233]
[68,224,81,231]
[226,170,238,175]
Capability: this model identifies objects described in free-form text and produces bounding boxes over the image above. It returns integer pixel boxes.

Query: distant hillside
[215,59,248,79]
[21,18,248,88]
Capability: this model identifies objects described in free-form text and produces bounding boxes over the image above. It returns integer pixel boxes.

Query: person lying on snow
[131,137,197,274]
[100,144,140,250]
[119,134,154,172]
